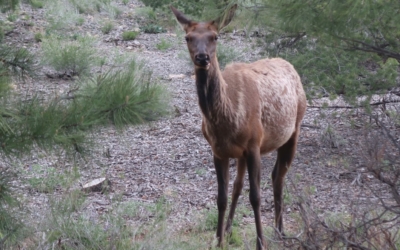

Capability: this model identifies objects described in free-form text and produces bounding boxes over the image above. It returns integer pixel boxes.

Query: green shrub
[122,31,138,41]
[101,21,114,34]
[41,35,97,76]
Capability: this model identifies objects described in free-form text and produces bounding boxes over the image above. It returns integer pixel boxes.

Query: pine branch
[0,46,36,79]
[337,36,400,61]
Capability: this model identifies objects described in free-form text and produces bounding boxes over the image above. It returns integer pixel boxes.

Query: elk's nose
[195,53,210,65]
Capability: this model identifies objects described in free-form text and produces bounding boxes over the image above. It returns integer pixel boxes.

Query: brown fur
[172,5,306,250]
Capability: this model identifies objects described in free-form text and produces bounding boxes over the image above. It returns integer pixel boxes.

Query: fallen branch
[308,99,400,109]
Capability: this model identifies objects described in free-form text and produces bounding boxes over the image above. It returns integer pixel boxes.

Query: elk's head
[171,5,237,70]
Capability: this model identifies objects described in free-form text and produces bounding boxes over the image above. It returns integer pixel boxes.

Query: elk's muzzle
[195,53,210,67]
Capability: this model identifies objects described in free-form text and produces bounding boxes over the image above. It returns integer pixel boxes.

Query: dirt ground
[1,0,399,242]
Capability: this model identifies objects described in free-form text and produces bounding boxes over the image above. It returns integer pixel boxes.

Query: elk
[171,5,307,249]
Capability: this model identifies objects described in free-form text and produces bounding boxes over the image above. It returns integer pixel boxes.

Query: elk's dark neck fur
[195,59,231,122]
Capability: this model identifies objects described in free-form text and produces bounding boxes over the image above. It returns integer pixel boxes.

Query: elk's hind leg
[225,158,246,235]
[271,130,299,235]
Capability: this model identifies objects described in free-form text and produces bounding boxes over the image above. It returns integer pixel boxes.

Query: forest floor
[1,0,399,249]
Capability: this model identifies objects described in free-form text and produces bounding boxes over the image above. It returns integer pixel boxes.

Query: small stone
[133,40,140,47]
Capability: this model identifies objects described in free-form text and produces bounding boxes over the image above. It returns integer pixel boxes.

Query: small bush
[122,31,138,41]
[41,35,97,76]
[101,21,114,34]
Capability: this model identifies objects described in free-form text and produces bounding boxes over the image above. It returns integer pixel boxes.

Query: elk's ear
[171,6,192,31]
[212,4,237,31]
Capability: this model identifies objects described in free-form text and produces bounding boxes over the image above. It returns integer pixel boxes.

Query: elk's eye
[185,37,190,42]
[215,36,219,41]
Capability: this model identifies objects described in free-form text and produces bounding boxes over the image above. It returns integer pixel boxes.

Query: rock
[168,74,186,80]
[82,178,111,193]
[133,40,140,47]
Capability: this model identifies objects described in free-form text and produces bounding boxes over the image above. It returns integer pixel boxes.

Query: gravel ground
[1,0,399,241]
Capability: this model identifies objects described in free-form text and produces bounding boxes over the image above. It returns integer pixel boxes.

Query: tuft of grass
[105,5,122,19]
[45,0,81,33]
[25,165,80,193]
[156,38,172,51]
[7,13,17,22]
[34,192,209,249]
[141,24,166,34]
[76,16,85,26]
[0,169,26,249]
[135,6,156,21]
[101,21,114,34]
[34,32,43,42]
[41,35,97,76]
[227,227,243,247]
[198,208,218,231]
[122,30,139,41]
[29,0,45,8]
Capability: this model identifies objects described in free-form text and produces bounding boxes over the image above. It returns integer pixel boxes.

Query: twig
[308,99,400,109]
[301,124,321,129]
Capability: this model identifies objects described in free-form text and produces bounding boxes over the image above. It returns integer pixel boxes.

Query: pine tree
[255,0,400,103]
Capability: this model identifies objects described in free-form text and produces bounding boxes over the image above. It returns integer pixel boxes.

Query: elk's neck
[195,58,232,122]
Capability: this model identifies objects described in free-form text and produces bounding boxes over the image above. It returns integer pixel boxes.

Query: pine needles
[0,58,169,156]
[75,58,169,128]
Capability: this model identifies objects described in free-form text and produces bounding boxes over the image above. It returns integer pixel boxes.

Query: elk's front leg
[246,148,265,250]
[214,156,229,248]
[225,158,246,235]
